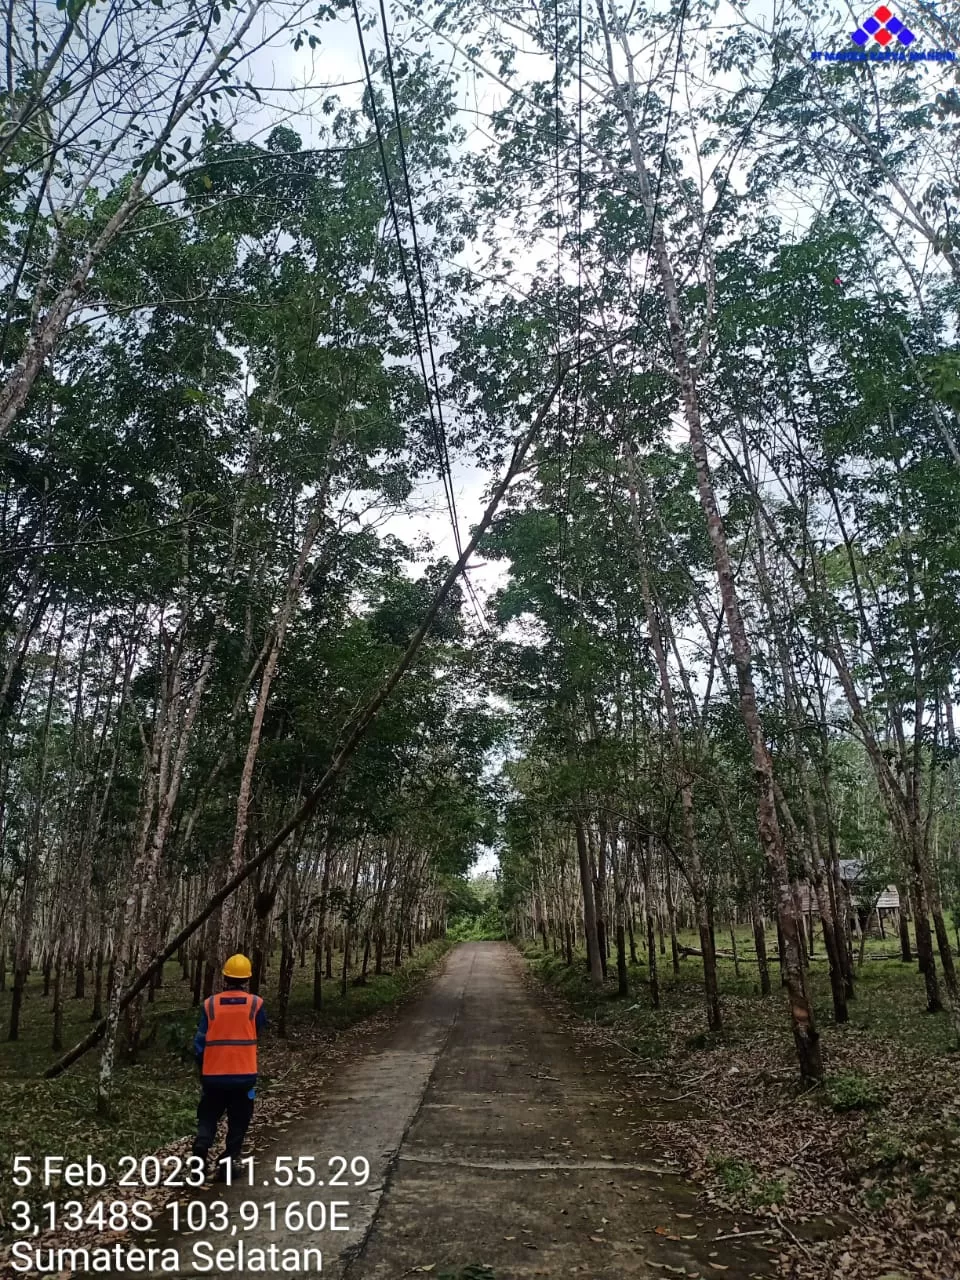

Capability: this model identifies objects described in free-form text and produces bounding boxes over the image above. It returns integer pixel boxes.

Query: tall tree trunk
[312,827,339,1010]
[91,924,106,1022]
[664,854,681,977]
[10,604,68,1041]
[752,899,772,997]
[609,820,629,997]
[276,903,296,1038]
[573,812,603,987]
[773,779,849,1024]
[51,938,65,1051]
[341,842,364,999]
[191,939,204,1007]
[99,600,224,1113]
[218,483,336,954]
[623,443,720,1030]
[74,912,88,1000]
[898,898,913,963]
[641,838,660,1009]
[729,923,740,978]
[601,4,820,1079]
[251,876,278,996]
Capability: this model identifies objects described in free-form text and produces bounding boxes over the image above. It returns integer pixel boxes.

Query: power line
[373,0,489,628]
[350,0,488,629]
[374,0,460,534]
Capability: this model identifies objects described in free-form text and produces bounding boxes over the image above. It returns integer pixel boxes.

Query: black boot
[191,1147,211,1182]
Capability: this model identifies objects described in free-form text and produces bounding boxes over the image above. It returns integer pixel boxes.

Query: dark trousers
[192,1081,255,1161]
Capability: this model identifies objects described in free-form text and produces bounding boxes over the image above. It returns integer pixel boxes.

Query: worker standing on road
[192,954,267,1181]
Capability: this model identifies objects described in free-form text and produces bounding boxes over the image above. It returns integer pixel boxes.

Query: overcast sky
[229,0,956,876]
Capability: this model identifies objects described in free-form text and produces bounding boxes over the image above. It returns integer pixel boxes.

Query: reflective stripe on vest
[202,992,262,1078]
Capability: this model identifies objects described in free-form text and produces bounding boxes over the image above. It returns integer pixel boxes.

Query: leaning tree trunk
[40,368,570,1083]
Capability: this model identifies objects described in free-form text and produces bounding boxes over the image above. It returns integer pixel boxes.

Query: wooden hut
[797,859,901,938]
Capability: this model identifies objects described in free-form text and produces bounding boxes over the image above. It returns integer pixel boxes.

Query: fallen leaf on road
[655,1226,682,1240]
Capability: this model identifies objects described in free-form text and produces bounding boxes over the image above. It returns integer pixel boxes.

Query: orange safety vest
[202,992,263,1079]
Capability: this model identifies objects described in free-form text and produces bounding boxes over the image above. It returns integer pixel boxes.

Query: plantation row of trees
[444,0,960,1081]
[0,0,505,1110]
[1,0,959,1094]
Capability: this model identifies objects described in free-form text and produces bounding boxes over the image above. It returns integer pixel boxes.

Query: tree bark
[751,899,772,998]
[42,368,571,1081]
[599,6,820,1077]
[573,812,603,986]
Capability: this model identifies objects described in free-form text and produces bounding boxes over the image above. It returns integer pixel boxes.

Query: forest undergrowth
[0,939,451,1240]
[524,932,960,1280]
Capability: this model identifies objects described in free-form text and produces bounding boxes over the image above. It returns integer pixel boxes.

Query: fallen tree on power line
[44,361,568,1080]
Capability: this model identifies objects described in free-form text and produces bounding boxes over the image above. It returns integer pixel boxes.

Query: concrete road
[155,943,773,1279]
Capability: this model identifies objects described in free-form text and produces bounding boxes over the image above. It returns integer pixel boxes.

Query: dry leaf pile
[540,977,960,1280]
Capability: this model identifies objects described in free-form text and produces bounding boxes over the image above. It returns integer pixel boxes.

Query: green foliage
[0,942,452,1227]
[710,1155,756,1195]
[825,1073,887,1113]
[447,874,504,939]
[152,1012,199,1064]
[858,1131,907,1170]
[863,1185,891,1211]
[447,910,505,942]
[912,1173,934,1201]
[924,354,960,412]
[751,1178,787,1209]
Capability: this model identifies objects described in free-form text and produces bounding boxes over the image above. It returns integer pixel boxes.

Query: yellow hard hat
[222,953,252,979]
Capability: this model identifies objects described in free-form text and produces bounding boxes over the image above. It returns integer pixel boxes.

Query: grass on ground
[526,927,957,1059]
[523,925,960,1280]
[0,938,451,1229]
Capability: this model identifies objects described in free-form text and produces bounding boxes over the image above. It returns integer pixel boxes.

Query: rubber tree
[596,0,821,1079]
